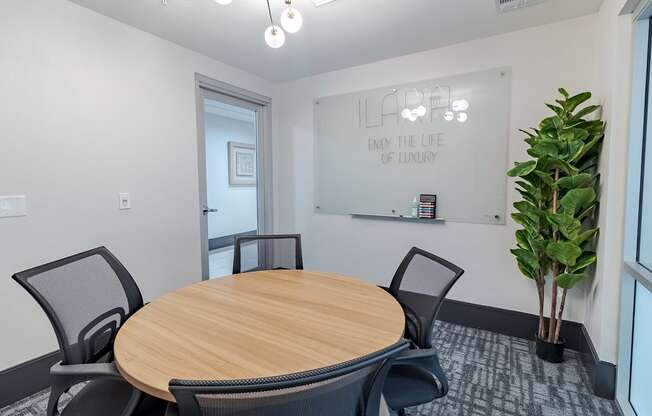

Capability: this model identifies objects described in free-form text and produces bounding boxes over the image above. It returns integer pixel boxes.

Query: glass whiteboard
[314,68,511,224]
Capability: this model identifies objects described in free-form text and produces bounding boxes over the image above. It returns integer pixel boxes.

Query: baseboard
[437,298,585,350]
[0,350,60,408]
[208,230,257,251]
[437,298,616,400]
[578,325,617,400]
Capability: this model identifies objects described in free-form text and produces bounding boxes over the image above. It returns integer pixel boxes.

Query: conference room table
[114,269,406,402]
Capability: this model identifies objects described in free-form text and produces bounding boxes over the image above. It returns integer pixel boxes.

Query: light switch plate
[0,195,27,218]
[119,193,131,210]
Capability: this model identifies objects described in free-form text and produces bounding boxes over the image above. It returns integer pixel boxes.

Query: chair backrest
[169,341,409,416]
[232,234,303,274]
[388,247,464,348]
[12,246,143,365]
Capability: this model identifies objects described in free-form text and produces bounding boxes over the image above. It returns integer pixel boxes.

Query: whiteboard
[314,68,511,225]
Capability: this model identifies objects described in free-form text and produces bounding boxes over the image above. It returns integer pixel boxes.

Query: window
[619,11,652,416]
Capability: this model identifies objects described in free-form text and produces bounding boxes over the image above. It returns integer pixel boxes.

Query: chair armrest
[393,347,437,363]
[392,347,449,399]
[48,361,142,416]
[51,361,123,379]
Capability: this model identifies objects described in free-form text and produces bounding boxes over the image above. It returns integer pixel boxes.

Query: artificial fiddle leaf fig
[507,89,603,345]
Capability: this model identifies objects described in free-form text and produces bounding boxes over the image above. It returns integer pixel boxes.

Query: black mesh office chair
[12,247,164,416]
[167,341,409,416]
[382,247,464,415]
[232,234,303,274]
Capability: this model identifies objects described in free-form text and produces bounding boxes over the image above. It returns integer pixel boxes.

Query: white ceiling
[67,0,604,82]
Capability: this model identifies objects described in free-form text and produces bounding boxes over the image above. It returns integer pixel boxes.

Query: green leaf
[512,213,536,229]
[578,202,597,221]
[511,248,540,271]
[565,92,592,113]
[552,116,563,130]
[519,128,537,139]
[560,188,596,215]
[571,105,600,121]
[545,213,582,240]
[574,228,598,246]
[556,272,586,289]
[567,140,585,162]
[515,229,531,250]
[508,160,537,177]
[546,104,564,117]
[556,173,594,189]
[546,241,582,266]
[527,233,548,256]
[533,170,555,186]
[547,158,579,176]
[569,252,597,273]
[517,261,536,280]
[559,88,570,98]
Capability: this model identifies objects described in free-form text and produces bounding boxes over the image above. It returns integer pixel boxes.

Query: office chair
[167,340,409,416]
[382,247,464,415]
[12,247,165,416]
[232,234,303,274]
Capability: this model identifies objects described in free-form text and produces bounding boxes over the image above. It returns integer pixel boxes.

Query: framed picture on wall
[228,141,256,186]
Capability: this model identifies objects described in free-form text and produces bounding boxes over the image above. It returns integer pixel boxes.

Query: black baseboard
[578,325,617,400]
[209,230,257,251]
[0,350,60,408]
[437,298,616,400]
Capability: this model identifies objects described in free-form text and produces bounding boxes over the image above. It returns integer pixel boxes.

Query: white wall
[583,0,634,364]
[275,15,602,333]
[205,114,258,240]
[0,0,275,370]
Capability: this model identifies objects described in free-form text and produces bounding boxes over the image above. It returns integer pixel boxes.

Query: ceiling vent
[313,0,338,7]
[496,0,547,13]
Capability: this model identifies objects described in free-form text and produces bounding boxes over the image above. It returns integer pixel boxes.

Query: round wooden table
[114,270,405,402]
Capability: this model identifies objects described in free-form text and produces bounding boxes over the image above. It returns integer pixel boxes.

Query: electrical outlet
[119,193,131,210]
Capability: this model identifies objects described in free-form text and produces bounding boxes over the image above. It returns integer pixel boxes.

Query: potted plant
[507,89,604,363]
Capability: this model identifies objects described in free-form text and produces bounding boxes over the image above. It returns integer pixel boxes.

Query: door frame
[195,74,274,280]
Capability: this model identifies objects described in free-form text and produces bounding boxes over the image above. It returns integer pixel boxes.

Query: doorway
[196,76,273,280]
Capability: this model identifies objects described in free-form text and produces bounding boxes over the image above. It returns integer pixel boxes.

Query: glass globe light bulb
[415,105,427,117]
[401,108,412,119]
[444,110,455,121]
[457,112,468,123]
[281,6,303,34]
[265,25,286,49]
[452,99,469,112]
[214,0,233,4]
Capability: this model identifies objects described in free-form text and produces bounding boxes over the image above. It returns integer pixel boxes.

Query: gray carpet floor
[0,322,620,416]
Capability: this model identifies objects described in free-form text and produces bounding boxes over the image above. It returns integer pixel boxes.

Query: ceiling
[67,0,604,82]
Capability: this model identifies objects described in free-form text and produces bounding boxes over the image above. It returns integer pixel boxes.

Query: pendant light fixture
[163,0,303,49]
[281,0,303,34]
[265,0,286,48]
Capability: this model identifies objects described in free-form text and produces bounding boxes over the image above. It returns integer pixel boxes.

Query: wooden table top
[114,270,405,402]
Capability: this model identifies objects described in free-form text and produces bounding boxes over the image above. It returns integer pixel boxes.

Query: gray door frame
[195,74,274,280]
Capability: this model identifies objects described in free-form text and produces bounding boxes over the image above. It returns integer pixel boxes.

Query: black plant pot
[535,335,565,363]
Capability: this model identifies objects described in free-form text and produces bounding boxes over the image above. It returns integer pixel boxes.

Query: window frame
[618,4,652,415]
